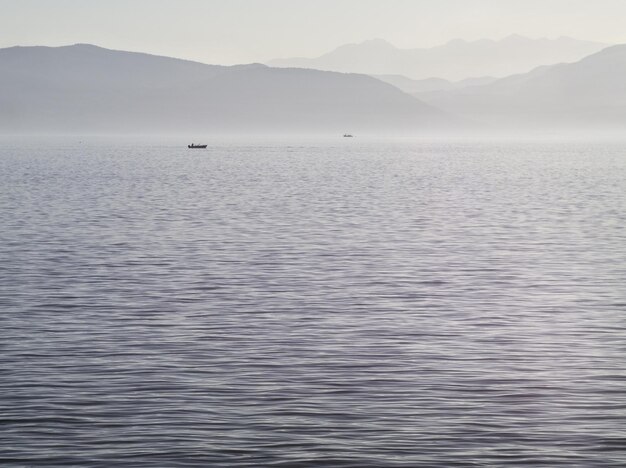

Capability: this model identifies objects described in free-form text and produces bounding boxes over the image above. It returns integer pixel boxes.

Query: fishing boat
[188,143,207,148]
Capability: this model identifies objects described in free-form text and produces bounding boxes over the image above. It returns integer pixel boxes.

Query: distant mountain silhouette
[419,44,626,129]
[373,75,497,95]
[0,44,454,134]
[268,36,608,81]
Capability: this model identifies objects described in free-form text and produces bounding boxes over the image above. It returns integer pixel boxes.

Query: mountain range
[419,44,626,129]
[0,44,451,134]
[2,41,626,134]
[268,36,608,81]
[373,75,497,95]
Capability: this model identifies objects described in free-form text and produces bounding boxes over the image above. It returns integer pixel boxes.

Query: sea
[1,136,625,467]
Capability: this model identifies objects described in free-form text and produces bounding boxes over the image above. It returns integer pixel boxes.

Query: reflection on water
[1,138,625,466]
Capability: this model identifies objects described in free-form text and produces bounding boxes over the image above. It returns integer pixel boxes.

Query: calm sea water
[1,137,625,467]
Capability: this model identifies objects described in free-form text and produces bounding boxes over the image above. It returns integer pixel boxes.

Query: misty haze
[2,1,625,467]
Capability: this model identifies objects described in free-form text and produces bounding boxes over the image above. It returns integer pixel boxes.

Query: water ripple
[1,138,625,466]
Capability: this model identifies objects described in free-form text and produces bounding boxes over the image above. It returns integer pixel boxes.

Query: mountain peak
[267,36,611,81]
[63,43,108,51]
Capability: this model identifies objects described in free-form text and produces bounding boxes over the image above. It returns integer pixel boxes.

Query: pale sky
[2,0,626,65]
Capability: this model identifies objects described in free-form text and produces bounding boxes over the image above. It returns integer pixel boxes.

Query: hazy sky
[2,0,626,64]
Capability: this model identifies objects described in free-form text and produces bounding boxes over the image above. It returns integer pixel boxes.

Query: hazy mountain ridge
[420,44,626,128]
[4,42,626,134]
[373,74,497,95]
[268,35,608,81]
[0,44,453,134]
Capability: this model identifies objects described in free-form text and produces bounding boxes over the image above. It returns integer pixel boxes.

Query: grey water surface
[1,137,625,467]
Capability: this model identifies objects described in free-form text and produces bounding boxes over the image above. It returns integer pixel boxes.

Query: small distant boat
[343,134,354,138]
[188,143,207,149]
